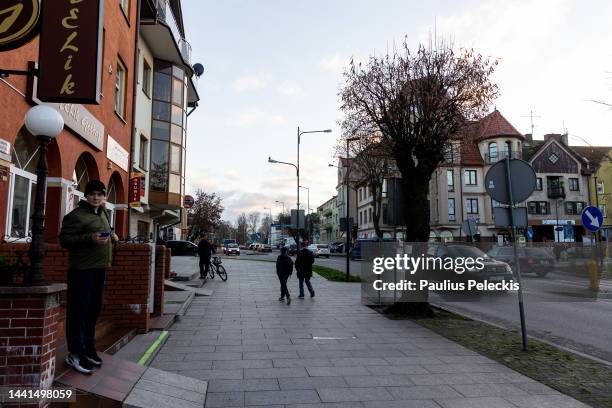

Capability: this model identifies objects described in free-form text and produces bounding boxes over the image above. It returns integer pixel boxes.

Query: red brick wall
[0,243,160,335]
[0,288,62,402]
[152,246,170,317]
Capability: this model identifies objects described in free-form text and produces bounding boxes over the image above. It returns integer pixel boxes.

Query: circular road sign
[581,206,603,232]
[183,195,195,209]
[485,159,537,205]
[0,0,40,52]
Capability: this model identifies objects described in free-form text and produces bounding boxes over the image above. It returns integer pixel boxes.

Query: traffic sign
[183,195,194,209]
[527,227,534,240]
[582,206,603,232]
[485,159,537,204]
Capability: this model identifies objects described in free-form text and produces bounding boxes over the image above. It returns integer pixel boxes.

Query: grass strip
[138,330,169,366]
[399,308,612,408]
[313,265,361,282]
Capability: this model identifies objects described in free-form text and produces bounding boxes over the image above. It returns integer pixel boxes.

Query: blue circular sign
[581,206,603,232]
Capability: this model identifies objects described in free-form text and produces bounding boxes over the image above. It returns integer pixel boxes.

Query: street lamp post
[263,206,272,245]
[343,137,359,281]
[275,200,285,243]
[299,185,311,242]
[23,106,65,285]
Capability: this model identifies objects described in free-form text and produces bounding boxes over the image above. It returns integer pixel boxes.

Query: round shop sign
[183,195,195,209]
[0,0,40,52]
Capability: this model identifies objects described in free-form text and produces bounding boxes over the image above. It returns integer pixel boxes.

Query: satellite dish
[193,63,204,77]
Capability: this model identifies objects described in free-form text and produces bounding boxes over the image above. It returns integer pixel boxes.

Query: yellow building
[574,147,612,240]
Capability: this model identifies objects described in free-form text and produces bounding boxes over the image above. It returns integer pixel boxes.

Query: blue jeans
[298,277,314,297]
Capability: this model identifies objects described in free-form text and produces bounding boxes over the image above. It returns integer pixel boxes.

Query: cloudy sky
[182,0,612,222]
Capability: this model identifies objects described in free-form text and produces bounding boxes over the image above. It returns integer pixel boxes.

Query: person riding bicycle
[198,236,215,279]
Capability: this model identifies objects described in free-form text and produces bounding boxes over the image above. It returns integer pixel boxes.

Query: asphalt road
[224,251,612,364]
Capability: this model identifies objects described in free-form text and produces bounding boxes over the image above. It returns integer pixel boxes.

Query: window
[488,142,498,162]
[8,172,36,238]
[170,144,181,174]
[527,201,549,215]
[464,170,477,186]
[565,201,585,215]
[536,178,543,191]
[503,141,512,158]
[447,170,454,192]
[139,135,148,169]
[368,208,372,222]
[142,60,152,97]
[465,198,479,214]
[120,0,129,18]
[448,198,456,221]
[114,60,127,118]
[568,178,579,191]
[359,211,363,225]
[599,205,606,218]
[358,188,362,201]
[596,180,604,194]
[137,221,150,240]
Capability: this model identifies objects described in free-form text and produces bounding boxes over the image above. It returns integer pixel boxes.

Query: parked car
[249,243,256,250]
[487,246,555,277]
[288,244,298,256]
[428,244,514,285]
[224,243,241,256]
[307,243,330,258]
[350,238,395,260]
[330,241,345,253]
[165,240,198,256]
[260,244,272,252]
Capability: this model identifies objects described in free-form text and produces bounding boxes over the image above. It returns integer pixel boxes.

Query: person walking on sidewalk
[198,236,215,278]
[295,241,315,298]
[59,180,118,375]
[276,246,293,304]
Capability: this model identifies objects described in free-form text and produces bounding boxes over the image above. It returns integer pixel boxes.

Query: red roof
[475,110,523,141]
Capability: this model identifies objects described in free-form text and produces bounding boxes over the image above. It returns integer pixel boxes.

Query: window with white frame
[447,169,454,192]
[568,178,579,191]
[115,59,127,118]
[7,129,39,238]
[596,180,604,194]
[465,198,479,214]
[464,170,477,186]
[448,198,456,221]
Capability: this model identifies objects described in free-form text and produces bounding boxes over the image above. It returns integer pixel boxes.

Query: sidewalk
[151,258,589,408]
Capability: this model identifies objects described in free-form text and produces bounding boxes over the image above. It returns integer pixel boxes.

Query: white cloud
[225,108,285,127]
[277,80,304,97]
[232,72,272,92]
[319,53,348,73]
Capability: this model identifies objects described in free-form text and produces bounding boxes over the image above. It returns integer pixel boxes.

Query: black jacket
[198,239,215,258]
[295,248,314,279]
[276,253,293,278]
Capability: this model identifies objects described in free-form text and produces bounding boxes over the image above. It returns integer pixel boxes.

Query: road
[223,252,612,364]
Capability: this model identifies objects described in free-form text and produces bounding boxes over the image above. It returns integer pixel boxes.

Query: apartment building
[129,0,200,242]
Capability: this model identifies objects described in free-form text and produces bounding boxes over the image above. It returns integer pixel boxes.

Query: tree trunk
[384,163,434,317]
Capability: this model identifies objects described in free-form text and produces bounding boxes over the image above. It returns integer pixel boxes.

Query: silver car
[308,244,330,258]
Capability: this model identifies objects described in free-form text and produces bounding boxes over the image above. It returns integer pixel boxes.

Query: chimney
[543,133,566,144]
[561,133,568,146]
[524,133,533,143]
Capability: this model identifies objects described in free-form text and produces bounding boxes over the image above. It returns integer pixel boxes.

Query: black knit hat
[84,180,106,196]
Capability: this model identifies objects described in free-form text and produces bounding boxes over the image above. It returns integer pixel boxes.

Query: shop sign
[37,0,104,104]
[106,135,129,172]
[0,138,11,161]
[66,185,75,214]
[129,172,145,207]
[542,220,575,225]
[0,0,40,52]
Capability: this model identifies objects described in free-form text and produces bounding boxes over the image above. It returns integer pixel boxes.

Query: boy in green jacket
[59,180,118,374]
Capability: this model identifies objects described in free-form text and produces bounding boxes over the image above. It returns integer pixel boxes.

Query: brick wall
[152,246,170,317]
[0,243,162,335]
[0,284,65,408]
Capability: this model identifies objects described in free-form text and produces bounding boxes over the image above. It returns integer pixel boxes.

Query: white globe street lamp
[24,105,64,285]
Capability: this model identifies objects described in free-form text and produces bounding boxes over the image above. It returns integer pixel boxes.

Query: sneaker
[298,295,304,299]
[278,297,285,301]
[310,292,315,298]
[286,296,291,305]
[65,353,94,375]
[86,350,103,367]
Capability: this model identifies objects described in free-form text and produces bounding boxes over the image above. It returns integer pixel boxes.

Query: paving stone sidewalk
[151,258,589,408]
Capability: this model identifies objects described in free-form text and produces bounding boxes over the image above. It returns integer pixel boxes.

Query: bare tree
[340,39,498,242]
[340,39,498,314]
[258,214,273,243]
[247,212,261,238]
[236,213,248,244]
[336,134,392,238]
[188,189,223,239]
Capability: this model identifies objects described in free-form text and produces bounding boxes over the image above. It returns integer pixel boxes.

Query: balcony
[484,150,522,164]
[141,0,191,66]
[548,186,566,199]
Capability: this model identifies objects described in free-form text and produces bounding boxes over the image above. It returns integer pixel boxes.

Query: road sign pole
[505,158,528,351]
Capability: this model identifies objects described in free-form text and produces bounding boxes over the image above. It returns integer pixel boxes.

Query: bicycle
[208,256,227,281]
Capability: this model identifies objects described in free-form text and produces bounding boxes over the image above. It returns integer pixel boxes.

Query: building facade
[1,0,138,241]
[129,0,199,242]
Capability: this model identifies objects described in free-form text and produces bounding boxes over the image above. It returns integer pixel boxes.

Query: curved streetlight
[24,105,64,285]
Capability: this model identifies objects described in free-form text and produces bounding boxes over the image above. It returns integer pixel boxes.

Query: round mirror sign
[0,0,40,52]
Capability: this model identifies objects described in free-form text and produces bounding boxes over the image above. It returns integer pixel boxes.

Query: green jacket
[59,201,113,270]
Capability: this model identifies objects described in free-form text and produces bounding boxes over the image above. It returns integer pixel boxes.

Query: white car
[308,244,330,258]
